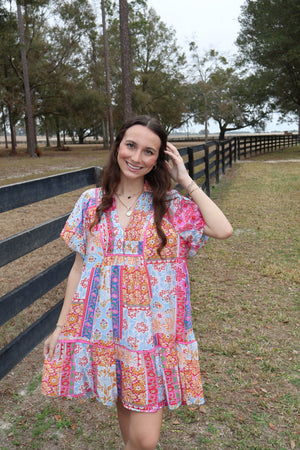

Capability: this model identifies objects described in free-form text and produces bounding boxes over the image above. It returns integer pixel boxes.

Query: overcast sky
[146,0,296,132]
[147,0,243,56]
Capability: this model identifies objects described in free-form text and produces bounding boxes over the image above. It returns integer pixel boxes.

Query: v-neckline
[113,193,142,232]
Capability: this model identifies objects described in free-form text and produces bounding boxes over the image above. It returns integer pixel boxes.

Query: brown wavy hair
[93,115,172,256]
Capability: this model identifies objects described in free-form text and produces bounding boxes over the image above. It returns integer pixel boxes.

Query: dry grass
[0,144,299,449]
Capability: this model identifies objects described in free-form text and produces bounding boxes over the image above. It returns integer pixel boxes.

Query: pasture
[0,144,299,449]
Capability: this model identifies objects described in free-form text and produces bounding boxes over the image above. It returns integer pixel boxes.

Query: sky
[147,0,243,56]
[146,0,297,133]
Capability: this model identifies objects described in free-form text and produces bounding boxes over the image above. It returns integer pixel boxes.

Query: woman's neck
[117,177,144,197]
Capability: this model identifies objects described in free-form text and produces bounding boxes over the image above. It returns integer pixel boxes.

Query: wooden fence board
[0,166,101,213]
[0,300,63,380]
[0,214,69,267]
[0,253,75,327]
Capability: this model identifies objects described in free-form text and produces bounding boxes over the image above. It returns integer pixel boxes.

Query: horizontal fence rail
[0,214,69,267]
[0,134,299,380]
[0,166,102,213]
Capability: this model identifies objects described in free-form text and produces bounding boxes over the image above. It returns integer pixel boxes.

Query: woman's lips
[126,161,142,171]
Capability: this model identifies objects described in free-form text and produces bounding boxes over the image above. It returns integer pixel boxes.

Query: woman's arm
[43,252,84,359]
[165,142,233,239]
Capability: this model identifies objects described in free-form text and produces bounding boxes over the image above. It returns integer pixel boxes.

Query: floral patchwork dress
[42,183,208,412]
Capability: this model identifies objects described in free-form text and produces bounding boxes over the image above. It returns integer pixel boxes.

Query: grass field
[0,144,299,449]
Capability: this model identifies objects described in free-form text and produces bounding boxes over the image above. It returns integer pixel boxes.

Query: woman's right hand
[43,328,61,360]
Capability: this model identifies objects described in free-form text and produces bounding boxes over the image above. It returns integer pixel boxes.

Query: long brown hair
[94,115,171,256]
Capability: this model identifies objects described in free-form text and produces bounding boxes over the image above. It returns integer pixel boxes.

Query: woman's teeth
[127,162,141,170]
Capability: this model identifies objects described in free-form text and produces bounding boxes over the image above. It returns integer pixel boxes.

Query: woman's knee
[128,429,160,450]
[126,409,163,450]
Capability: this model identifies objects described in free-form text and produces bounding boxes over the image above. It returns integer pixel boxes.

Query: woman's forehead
[123,125,161,150]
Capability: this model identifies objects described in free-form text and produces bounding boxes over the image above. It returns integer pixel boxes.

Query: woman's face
[117,125,161,181]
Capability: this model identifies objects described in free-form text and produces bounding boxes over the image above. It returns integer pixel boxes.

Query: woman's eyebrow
[125,139,158,152]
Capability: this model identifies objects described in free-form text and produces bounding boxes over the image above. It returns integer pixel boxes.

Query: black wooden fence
[0,133,299,379]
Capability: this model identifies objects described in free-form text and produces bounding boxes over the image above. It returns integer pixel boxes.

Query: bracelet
[56,324,63,329]
[186,180,201,198]
[188,186,200,197]
[188,186,201,198]
[186,180,195,193]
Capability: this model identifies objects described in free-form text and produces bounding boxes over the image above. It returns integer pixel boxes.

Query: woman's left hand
[164,142,190,186]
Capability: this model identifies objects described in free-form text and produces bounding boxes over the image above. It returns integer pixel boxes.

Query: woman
[42,115,232,450]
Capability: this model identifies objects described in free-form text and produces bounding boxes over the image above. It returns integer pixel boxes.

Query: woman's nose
[131,149,142,162]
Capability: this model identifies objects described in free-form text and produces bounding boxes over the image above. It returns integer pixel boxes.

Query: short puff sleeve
[167,190,209,257]
[60,188,97,257]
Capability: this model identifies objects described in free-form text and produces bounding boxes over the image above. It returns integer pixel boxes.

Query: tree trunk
[119,0,132,122]
[102,118,109,149]
[4,60,17,153]
[101,0,114,147]
[219,127,226,141]
[78,132,84,145]
[7,103,17,154]
[17,2,36,157]
[45,119,50,147]
[204,116,209,143]
[2,109,8,149]
[55,116,61,147]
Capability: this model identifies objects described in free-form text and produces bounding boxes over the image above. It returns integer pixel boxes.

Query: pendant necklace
[115,192,141,217]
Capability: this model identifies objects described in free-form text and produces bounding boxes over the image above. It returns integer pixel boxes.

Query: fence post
[187,147,194,180]
[229,140,233,167]
[244,137,247,159]
[215,142,220,184]
[94,167,103,187]
[221,141,225,174]
[249,136,253,157]
[204,144,210,197]
[237,137,241,160]
[233,137,237,162]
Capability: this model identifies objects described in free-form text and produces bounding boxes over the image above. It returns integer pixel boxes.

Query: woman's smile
[117,125,160,181]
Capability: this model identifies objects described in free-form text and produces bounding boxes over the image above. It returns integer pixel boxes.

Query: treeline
[0,0,299,155]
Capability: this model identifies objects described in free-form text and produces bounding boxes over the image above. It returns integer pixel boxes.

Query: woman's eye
[145,149,154,155]
[127,142,134,149]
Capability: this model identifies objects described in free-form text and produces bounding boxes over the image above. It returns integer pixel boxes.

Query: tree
[101,0,114,147]
[129,5,187,131]
[0,4,19,153]
[189,47,227,141]
[208,67,269,140]
[64,81,105,144]
[16,1,36,156]
[236,0,300,132]
[189,47,269,140]
[119,0,132,121]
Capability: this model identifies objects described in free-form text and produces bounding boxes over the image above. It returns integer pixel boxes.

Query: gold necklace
[115,193,141,217]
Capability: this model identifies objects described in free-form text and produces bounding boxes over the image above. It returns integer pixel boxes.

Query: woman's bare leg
[117,399,163,450]
[117,398,131,444]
